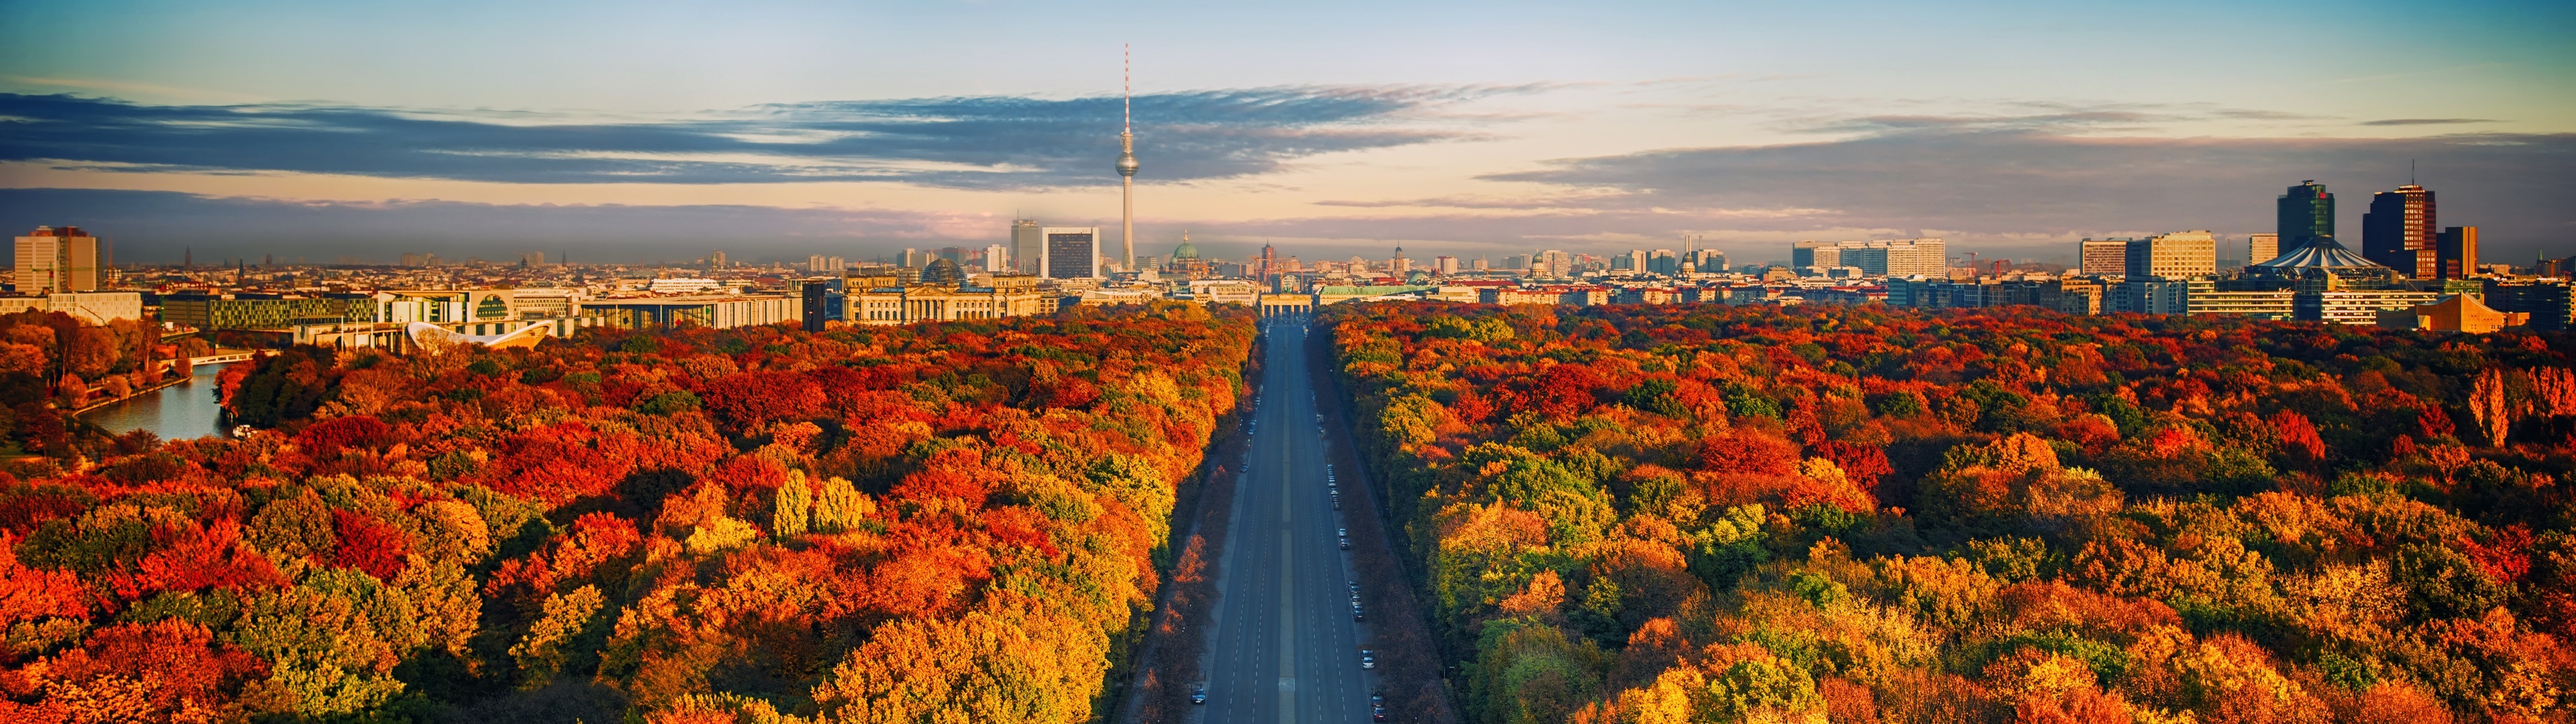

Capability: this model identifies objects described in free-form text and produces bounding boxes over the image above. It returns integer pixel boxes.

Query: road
[1200,315,1376,724]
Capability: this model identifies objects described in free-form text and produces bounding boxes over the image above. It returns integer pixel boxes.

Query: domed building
[2245,235,2404,291]
[1166,232,1214,279]
[920,258,963,285]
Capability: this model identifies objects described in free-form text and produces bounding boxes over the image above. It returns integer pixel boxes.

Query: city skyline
[1,0,2570,263]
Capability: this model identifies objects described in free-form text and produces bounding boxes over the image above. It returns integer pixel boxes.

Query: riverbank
[81,361,234,440]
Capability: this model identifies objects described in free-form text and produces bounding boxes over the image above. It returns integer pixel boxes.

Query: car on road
[1374,706,1389,721]
[1338,528,1347,537]
[1360,650,1376,669]
[1353,606,1365,621]
[1339,537,1350,549]
[1191,688,1206,705]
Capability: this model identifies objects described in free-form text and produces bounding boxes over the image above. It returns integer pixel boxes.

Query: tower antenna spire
[1123,44,1132,135]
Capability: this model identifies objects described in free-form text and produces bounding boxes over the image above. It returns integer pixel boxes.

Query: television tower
[1116,44,1140,272]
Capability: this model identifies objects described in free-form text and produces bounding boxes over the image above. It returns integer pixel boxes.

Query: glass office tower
[2277,180,2334,250]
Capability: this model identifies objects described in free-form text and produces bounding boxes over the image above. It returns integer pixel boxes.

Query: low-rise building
[855,280,1057,324]
[0,291,145,324]
[162,292,375,330]
[2485,279,2571,330]
[584,294,800,329]
[2377,295,2524,333]
[1320,285,1439,305]
[2297,290,2441,326]
[2188,290,2296,319]
[1187,280,1263,305]
[1479,287,1561,306]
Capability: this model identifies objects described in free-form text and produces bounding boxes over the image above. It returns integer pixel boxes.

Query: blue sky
[2,0,2569,265]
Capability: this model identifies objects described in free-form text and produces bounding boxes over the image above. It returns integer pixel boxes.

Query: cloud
[2361,118,2502,126]
[0,87,1501,188]
[0,188,996,263]
[1472,128,2576,258]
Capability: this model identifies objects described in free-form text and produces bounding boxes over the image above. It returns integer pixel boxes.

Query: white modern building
[0,291,143,324]
[1794,239,1947,277]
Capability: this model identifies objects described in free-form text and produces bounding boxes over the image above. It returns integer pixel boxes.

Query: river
[85,362,234,440]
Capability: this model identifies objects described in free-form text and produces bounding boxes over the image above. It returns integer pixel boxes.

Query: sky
[1,0,2570,267]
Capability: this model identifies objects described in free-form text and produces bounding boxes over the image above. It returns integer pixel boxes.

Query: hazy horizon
[5,0,2570,265]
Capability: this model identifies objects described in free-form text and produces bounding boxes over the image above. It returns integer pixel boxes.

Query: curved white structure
[406,321,551,350]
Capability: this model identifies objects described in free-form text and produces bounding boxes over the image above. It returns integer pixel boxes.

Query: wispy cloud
[0,88,1512,188]
[2361,118,2503,126]
[1475,127,2576,247]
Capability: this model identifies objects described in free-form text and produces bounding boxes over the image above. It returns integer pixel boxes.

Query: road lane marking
[1280,528,1296,724]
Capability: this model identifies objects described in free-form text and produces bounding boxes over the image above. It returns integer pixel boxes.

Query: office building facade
[2080,239,2131,276]
[1794,239,1946,277]
[2248,233,2279,265]
[2486,279,2571,330]
[1010,216,1040,273]
[1792,241,1844,269]
[1040,227,1102,280]
[2278,180,2334,249]
[14,226,106,294]
[2363,184,2436,280]
[2436,227,2479,280]
[2125,231,2217,280]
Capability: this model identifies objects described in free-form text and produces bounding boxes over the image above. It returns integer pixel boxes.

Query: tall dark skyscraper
[2363,184,2436,280]
[2276,180,2334,252]
[2436,226,2479,280]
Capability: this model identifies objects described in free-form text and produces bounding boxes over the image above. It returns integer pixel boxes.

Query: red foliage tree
[295,415,390,459]
[329,509,411,580]
[702,371,827,431]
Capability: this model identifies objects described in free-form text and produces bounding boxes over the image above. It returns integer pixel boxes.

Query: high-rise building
[519,251,545,267]
[2080,239,2131,276]
[1040,227,1102,280]
[710,251,728,268]
[2247,233,2280,266]
[808,255,848,273]
[1649,249,1678,276]
[1011,219,1044,275]
[1796,239,1943,276]
[2436,227,2479,280]
[1792,240,1843,269]
[14,226,105,293]
[2363,184,2436,280]
[984,244,1010,272]
[1690,249,1726,274]
[2277,180,2334,249]
[1537,249,1571,278]
[1433,255,1458,275]
[2125,231,2218,280]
